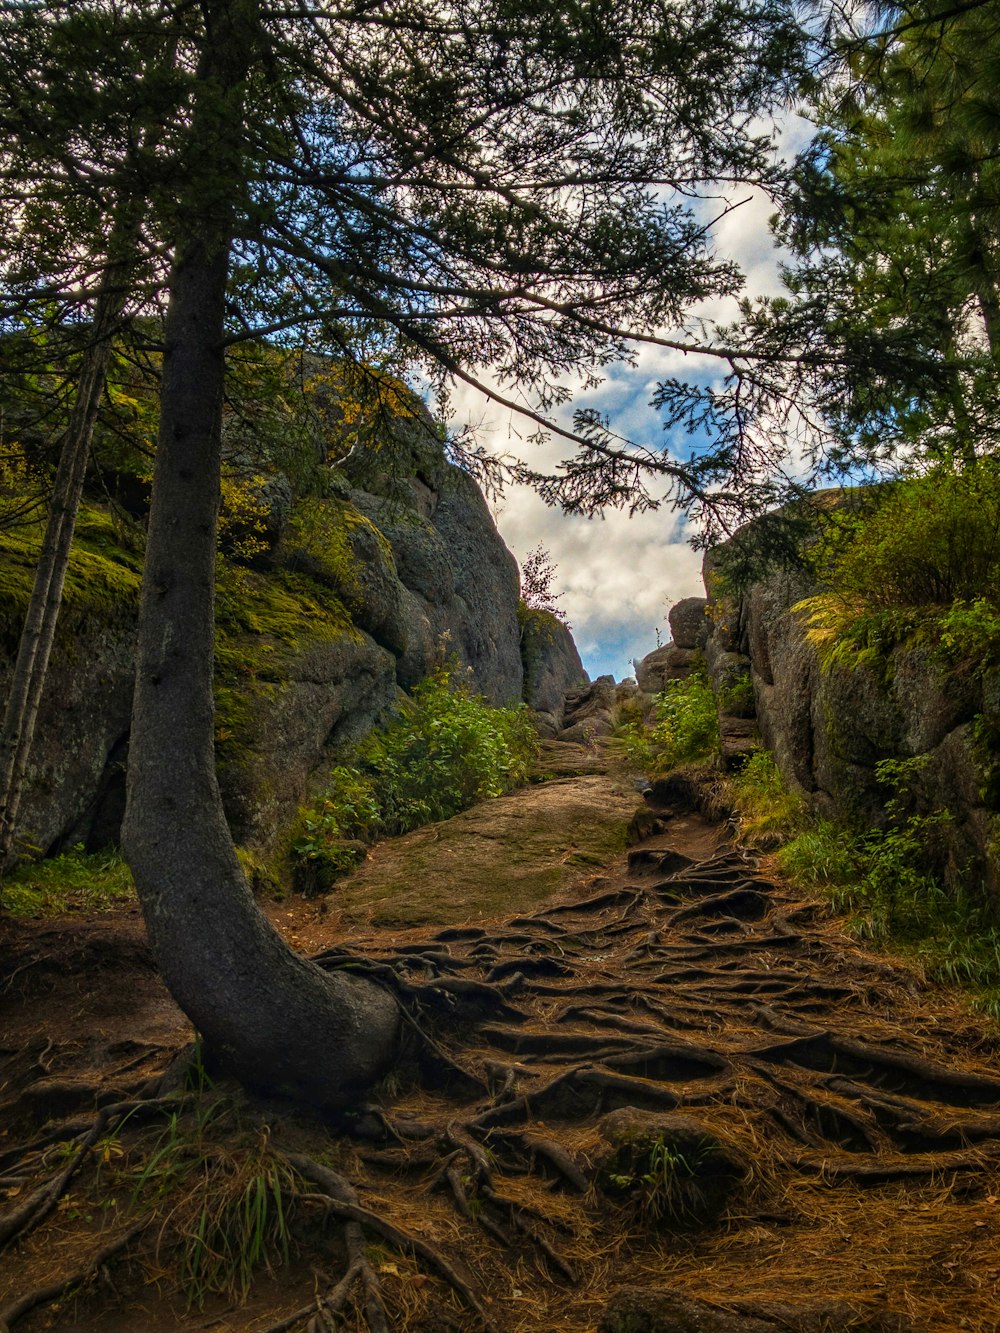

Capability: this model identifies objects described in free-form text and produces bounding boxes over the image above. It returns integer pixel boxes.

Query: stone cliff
[635,504,1000,904]
[0,408,585,860]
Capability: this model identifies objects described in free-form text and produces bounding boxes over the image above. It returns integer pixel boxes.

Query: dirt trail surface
[3,747,1000,1331]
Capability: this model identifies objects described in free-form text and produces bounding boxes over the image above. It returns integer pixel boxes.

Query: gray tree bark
[121,0,399,1108]
[0,253,131,878]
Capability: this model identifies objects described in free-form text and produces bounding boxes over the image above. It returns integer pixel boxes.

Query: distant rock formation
[519,608,589,735]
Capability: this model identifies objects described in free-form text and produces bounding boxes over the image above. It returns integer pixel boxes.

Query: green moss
[282,496,394,615]
[213,561,359,774]
[332,774,635,927]
[0,506,142,654]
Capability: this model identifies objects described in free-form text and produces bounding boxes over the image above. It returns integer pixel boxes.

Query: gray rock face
[668,596,710,649]
[429,469,522,704]
[636,644,698,693]
[3,435,527,857]
[348,468,522,706]
[9,615,136,857]
[520,609,589,725]
[701,516,998,903]
[218,630,398,850]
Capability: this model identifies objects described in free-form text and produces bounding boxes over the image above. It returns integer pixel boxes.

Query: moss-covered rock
[328,772,636,927]
[519,604,589,729]
[0,510,141,857]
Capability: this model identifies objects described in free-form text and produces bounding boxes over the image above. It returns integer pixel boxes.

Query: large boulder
[0,534,139,858]
[347,468,523,705]
[636,645,699,693]
[520,607,589,727]
[559,675,617,743]
[668,596,710,650]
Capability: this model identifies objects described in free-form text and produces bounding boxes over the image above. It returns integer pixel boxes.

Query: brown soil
[3,753,1000,1332]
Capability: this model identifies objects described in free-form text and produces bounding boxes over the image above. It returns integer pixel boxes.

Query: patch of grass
[129,1096,300,1308]
[2,846,135,918]
[729,750,809,849]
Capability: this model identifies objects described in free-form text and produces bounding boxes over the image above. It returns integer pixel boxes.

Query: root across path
[3,762,1000,1331]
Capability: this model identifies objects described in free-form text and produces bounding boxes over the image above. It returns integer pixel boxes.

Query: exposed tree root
[0,1219,148,1330]
[7,794,1000,1330]
[286,1151,497,1331]
[0,1095,181,1251]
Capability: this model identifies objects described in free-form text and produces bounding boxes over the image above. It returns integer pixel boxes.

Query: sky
[446,166,805,682]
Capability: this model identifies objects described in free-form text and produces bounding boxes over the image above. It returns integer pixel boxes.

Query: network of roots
[4,797,1000,1331]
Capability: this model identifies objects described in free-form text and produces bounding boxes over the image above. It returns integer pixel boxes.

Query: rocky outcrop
[520,608,589,735]
[701,513,999,902]
[669,596,710,650]
[0,412,534,857]
[559,675,618,744]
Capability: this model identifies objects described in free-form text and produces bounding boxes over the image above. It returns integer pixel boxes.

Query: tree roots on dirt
[4,798,1000,1329]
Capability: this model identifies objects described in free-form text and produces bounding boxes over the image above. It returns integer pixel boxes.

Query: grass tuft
[2,846,135,917]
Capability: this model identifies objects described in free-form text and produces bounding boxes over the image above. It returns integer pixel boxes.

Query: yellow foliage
[219,472,270,562]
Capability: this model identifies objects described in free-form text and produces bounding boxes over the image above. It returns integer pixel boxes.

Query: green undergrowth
[793,466,1000,685]
[128,1094,300,1308]
[2,846,135,918]
[292,661,538,892]
[728,750,1000,1019]
[612,664,719,773]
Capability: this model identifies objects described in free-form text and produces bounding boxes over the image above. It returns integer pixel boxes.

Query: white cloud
[441,122,813,680]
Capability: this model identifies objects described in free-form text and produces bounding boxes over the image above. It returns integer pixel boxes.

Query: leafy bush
[614,667,719,772]
[293,663,537,889]
[359,665,537,832]
[810,465,1000,611]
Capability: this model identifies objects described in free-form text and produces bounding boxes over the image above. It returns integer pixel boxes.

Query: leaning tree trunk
[0,252,132,879]
[121,0,399,1108]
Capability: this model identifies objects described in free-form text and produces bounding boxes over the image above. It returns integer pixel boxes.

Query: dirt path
[3,764,1000,1331]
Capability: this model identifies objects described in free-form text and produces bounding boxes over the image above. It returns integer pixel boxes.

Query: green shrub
[292,662,537,888]
[615,667,719,772]
[810,464,1000,611]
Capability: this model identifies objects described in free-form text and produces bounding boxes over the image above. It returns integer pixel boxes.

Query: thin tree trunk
[121,0,399,1108]
[0,249,133,878]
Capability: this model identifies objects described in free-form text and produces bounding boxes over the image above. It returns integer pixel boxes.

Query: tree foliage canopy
[1,0,807,511]
[665,0,1000,543]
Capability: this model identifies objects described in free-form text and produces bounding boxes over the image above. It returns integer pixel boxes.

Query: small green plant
[131,1099,299,1307]
[790,467,1000,678]
[729,750,808,848]
[809,465,1000,611]
[726,748,1000,1019]
[602,1127,739,1226]
[607,1140,704,1222]
[614,665,719,772]
[292,661,537,888]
